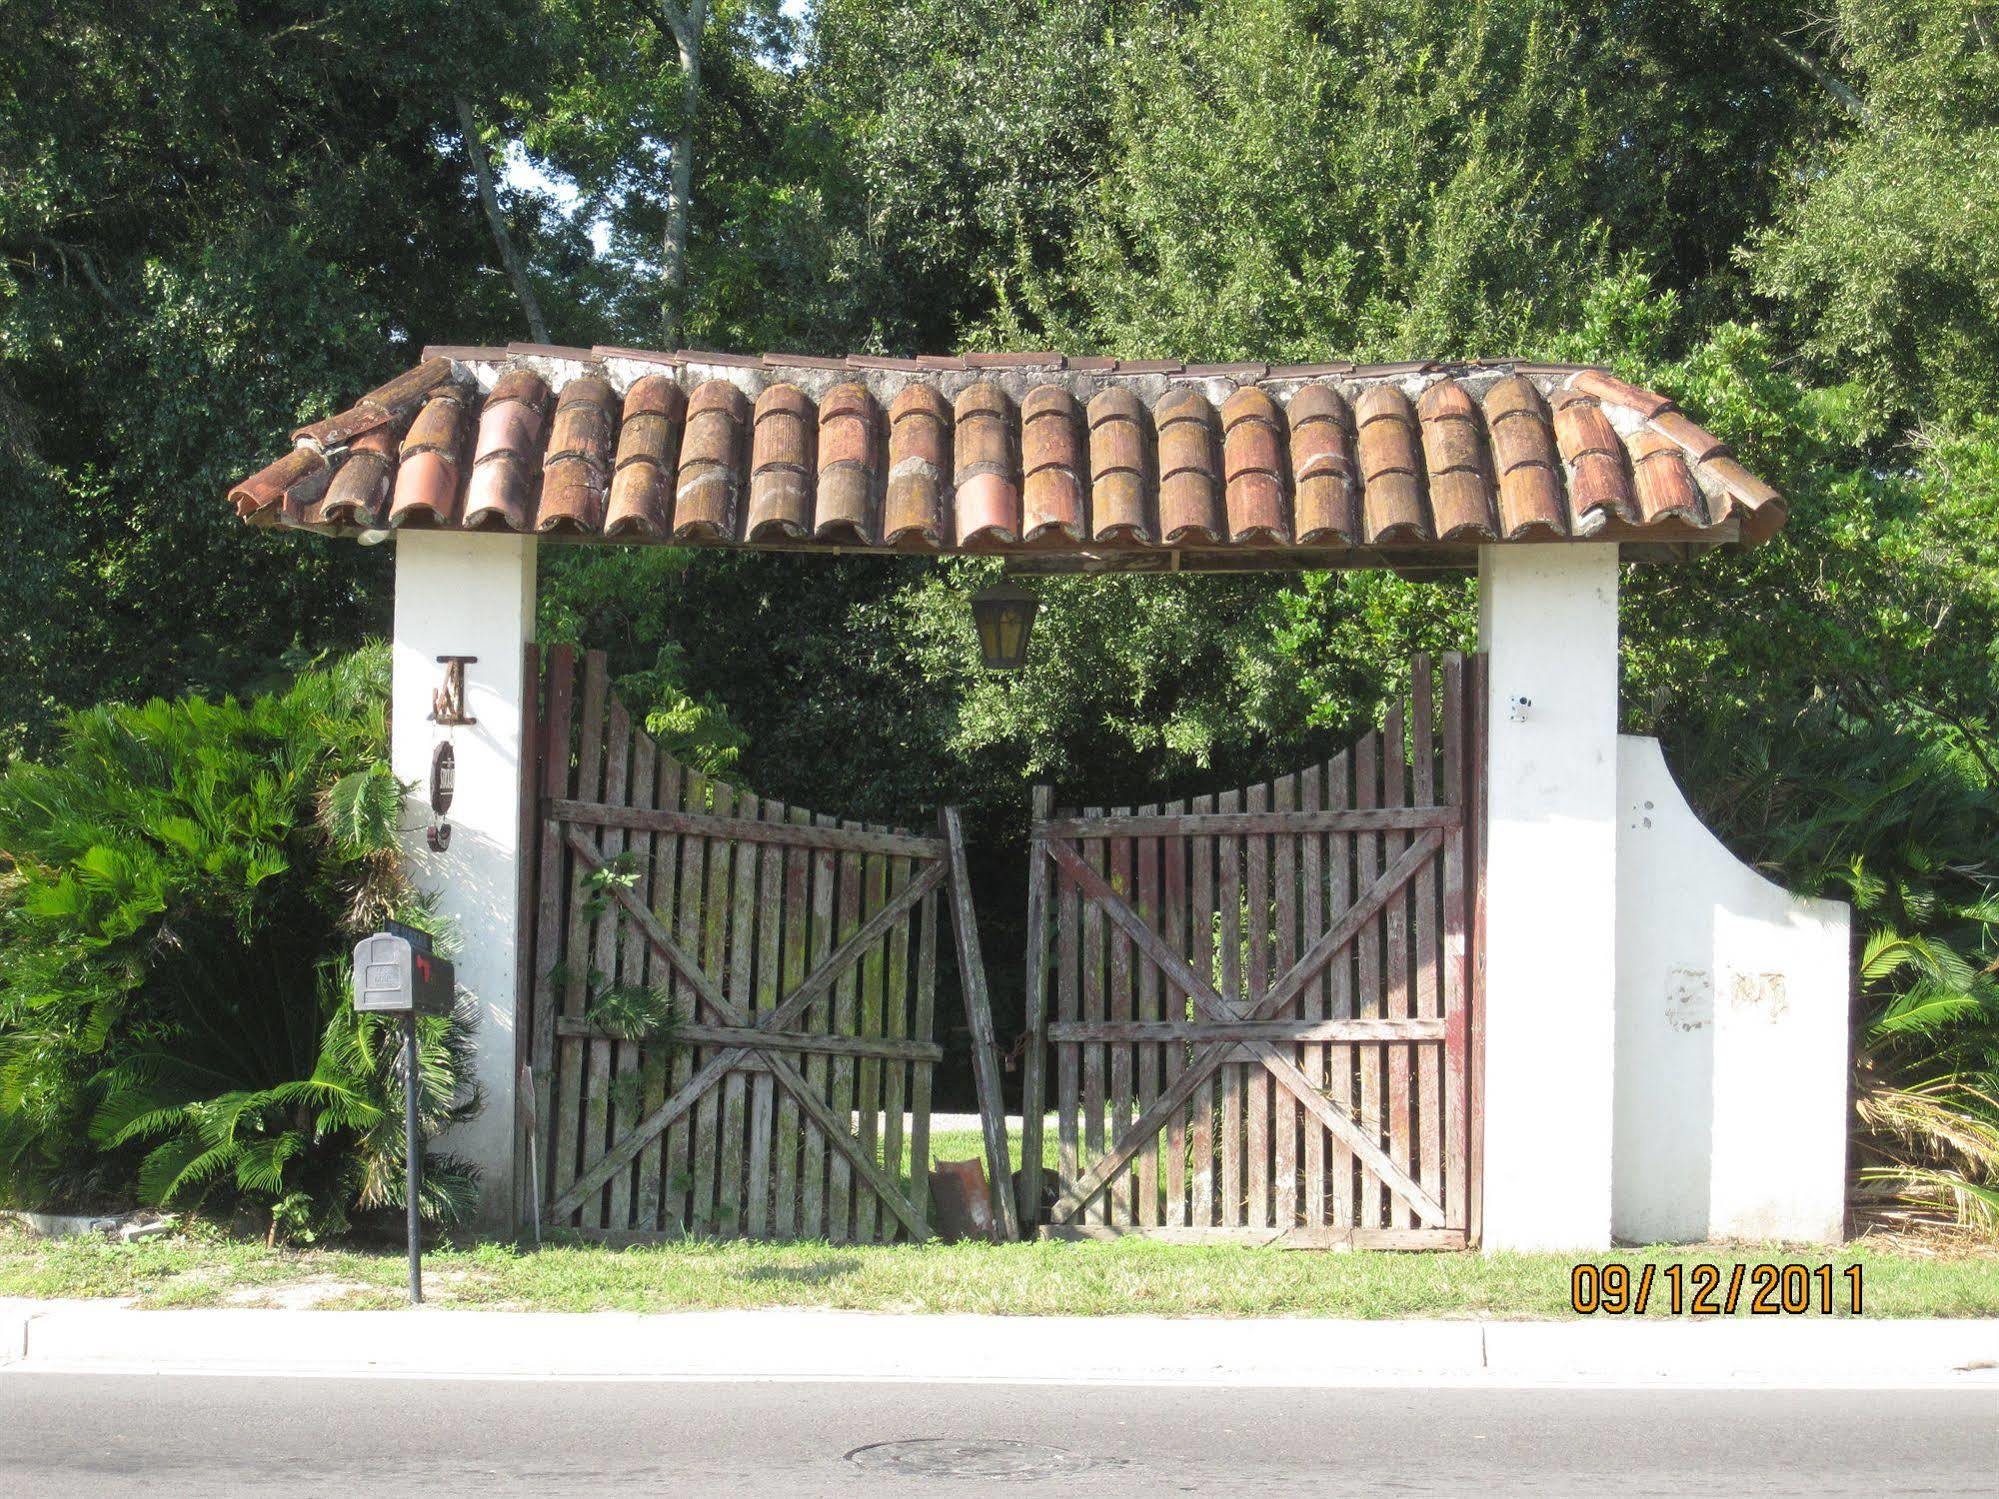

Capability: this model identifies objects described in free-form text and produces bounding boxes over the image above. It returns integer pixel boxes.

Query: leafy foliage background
[4,0,1997,1230]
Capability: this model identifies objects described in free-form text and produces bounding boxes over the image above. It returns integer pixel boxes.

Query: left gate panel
[525,648,947,1244]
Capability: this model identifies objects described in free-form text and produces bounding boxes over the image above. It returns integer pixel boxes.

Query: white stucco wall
[391,531,537,1230]
[1477,545,1621,1250]
[1613,736,1850,1244]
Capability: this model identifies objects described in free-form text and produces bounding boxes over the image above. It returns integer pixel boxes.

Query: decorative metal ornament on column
[968,579,1039,671]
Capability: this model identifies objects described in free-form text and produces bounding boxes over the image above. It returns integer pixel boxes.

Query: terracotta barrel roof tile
[953,383,1020,546]
[465,368,551,530]
[1021,385,1086,545]
[1550,386,1635,532]
[391,385,471,527]
[231,444,327,518]
[321,425,401,527]
[230,348,1782,563]
[1289,383,1360,545]
[748,384,816,541]
[1354,384,1426,543]
[1416,380,1495,541]
[605,375,683,537]
[1628,429,1706,527]
[1086,387,1151,542]
[815,382,878,544]
[1480,377,1565,539]
[675,380,748,541]
[1155,387,1223,544]
[538,376,616,533]
[885,384,950,548]
[294,357,459,449]
[1221,387,1290,544]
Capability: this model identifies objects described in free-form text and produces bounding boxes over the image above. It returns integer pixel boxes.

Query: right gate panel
[1022,652,1484,1248]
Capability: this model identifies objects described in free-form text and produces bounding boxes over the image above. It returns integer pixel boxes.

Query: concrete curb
[5,1303,1996,1387]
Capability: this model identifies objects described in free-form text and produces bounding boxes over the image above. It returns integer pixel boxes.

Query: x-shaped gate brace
[1042,822,1453,1227]
[545,823,944,1234]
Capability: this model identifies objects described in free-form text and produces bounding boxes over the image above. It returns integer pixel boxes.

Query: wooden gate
[522,646,963,1244]
[1019,653,1484,1248]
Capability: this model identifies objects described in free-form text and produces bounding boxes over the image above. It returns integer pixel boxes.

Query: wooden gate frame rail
[941,807,1020,1241]
[542,818,945,1236]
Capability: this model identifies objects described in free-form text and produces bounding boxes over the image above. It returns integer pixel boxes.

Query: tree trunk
[660,10,703,348]
[456,97,552,345]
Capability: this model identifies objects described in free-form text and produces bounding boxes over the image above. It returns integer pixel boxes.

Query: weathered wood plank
[825,823,864,1242]
[800,815,837,1239]
[1412,655,1442,1233]
[635,753,682,1233]
[909,880,938,1234]
[745,798,785,1239]
[1107,822,1135,1224]
[880,848,913,1241]
[688,780,736,1237]
[1018,786,1054,1232]
[852,839,888,1243]
[716,791,760,1239]
[942,806,1019,1241]
[661,767,706,1236]
[550,799,943,857]
[550,649,608,1222]
[1382,698,1412,1231]
[773,805,812,1237]
[1047,1018,1447,1043]
[1439,654,1467,1235]
[1326,749,1354,1229]
[1298,762,1324,1229]
[1036,808,1458,839]
[1354,724,1382,1232]
[605,718,653,1232]
[1272,772,1298,1230]
[1189,791,1216,1228]
[1216,785,1243,1229]
[528,645,575,1226]
[1055,823,1081,1212]
[1244,780,1270,1230]
[1161,796,1189,1228]
[1080,810,1107,1225]
[1134,804,1161,1228]
[555,1016,944,1059]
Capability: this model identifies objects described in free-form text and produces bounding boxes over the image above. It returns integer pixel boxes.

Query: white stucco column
[391,530,538,1231]
[1477,544,1620,1250]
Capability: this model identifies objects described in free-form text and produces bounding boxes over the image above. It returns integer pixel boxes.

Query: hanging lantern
[968,579,1039,671]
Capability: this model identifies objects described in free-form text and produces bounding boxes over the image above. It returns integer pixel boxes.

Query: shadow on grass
[740,1258,862,1287]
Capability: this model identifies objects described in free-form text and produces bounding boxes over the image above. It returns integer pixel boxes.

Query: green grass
[3,1224,1994,1318]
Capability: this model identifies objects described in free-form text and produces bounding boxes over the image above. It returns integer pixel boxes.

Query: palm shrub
[0,646,479,1238]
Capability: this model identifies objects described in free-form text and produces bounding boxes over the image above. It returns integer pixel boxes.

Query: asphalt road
[1,1373,1992,1497]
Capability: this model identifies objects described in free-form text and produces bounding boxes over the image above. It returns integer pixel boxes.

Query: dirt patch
[224,1277,374,1310]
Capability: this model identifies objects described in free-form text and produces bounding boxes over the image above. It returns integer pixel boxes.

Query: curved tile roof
[229,345,1785,570]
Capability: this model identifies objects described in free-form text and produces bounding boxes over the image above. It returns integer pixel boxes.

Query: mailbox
[351,930,455,1016]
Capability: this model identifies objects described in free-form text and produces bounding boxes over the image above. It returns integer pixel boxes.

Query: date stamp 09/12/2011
[1570,1263,1866,1316]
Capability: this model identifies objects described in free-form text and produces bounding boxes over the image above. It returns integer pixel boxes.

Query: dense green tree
[0,0,580,756]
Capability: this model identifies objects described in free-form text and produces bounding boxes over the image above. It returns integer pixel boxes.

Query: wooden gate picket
[1020,652,1484,1248]
[525,646,962,1244]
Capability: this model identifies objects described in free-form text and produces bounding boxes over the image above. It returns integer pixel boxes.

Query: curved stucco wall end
[1613,736,1850,1245]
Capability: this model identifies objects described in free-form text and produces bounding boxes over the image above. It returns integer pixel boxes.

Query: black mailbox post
[352,926,454,1303]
